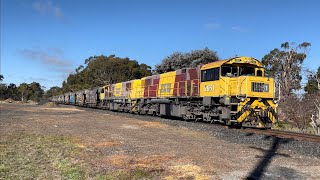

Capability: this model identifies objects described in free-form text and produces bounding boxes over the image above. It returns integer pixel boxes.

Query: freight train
[50,56,278,128]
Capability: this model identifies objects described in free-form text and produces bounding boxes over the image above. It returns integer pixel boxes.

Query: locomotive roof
[201,56,264,70]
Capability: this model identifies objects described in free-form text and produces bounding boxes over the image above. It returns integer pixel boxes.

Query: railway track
[243,129,320,143]
[64,104,320,143]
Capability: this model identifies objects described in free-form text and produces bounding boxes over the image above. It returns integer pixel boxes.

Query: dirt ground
[1,103,320,179]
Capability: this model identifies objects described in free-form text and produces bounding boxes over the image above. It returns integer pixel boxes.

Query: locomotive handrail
[245,77,248,99]
[226,78,229,96]
[191,79,199,96]
[220,78,227,96]
[185,80,188,96]
[236,77,241,99]
[191,80,194,96]
[125,87,131,101]
[144,84,159,98]
[154,80,199,97]
[236,76,248,99]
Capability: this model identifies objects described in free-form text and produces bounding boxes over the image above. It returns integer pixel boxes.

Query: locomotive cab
[200,57,277,128]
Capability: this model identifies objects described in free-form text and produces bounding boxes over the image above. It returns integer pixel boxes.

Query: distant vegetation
[154,47,219,74]
[0,80,44,102]
[261,42,319,133]
[61,55,152,92]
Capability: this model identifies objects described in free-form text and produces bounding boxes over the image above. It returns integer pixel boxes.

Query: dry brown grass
[134,155,174,168]
[74,143,86,149]
[103,154,175,169]
[121,124,140,129]
[173,127,207,138]
[93,140,122,147]
[141,121,168,128]
[41,107,84,111]
[104,155,132,167]
[166,164,210,180]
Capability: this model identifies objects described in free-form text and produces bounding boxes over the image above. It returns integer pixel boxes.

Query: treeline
[0,80,44,102]
[61,55,153,92]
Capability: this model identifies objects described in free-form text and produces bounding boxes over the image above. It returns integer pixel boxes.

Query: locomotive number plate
[204,85,214,92]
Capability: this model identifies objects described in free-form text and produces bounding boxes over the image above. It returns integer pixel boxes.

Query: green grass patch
[272,120,288,130]
[272,120,317,134]
[0,132,161,179]
[0,133,85,179]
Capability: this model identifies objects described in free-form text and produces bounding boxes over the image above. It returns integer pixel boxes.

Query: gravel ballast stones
[78,106,320,159]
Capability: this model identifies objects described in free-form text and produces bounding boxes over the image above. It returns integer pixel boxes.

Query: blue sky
[1,0,320,89]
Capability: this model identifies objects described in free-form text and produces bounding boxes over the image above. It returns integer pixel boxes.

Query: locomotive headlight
[273,100,278,104]
[240,97,245,102]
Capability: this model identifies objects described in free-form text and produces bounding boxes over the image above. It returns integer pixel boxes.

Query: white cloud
[32,0,63,18]
[231,26,247,32]
[18,48,71,67]
[17,48,73,88]
[204,23,221,30]
[29,77,50,82]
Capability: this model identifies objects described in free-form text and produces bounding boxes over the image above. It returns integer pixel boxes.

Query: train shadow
[246,135,291,180]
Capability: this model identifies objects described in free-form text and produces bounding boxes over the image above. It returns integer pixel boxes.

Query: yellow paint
[237,98,277,124]
[238,110,250,123]
[99,86,106,100]
[200,80,221,97]
[114,82,123,97]
[141,77,148,97]
[158,71,176,97]
[201,56,263,71]
[226,56,264,67]
[130,79,144,99]
[267,99,277,123]
[141,77,146,88]
[200,56,275,98]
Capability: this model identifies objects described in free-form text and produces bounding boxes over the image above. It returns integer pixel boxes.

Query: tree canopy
[61,55,152,92]
[305,67,320,95]
[17,82,44,102]
[45,86,63,98]
[262,42,311,98]
[154,47,219,74]
[0,82,44,102]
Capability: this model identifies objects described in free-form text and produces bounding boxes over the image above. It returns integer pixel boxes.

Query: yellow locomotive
[200,57,277,128]
[52,56,278,128]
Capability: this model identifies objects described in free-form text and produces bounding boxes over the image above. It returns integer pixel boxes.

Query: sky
[1,0,320,89]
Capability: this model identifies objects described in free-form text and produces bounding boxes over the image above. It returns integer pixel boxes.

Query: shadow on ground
[246,135,292,180]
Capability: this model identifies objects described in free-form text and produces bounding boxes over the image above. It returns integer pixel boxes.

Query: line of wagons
[50,66,201,113]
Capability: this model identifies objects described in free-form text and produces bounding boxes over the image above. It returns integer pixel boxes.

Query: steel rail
[243,129,320,143]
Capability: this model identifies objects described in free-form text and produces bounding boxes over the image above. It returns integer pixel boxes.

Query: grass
[0,133,84,179]
[102,168,152,180]
[272,120,288,130]
[0,132,159,179]
[272,120,317,134]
